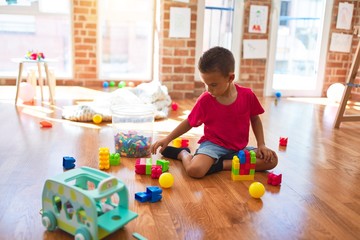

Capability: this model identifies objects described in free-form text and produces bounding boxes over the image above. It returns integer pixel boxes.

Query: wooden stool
[12,58,56,105]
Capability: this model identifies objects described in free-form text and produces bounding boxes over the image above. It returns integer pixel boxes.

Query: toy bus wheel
[75,227,91,240]
[42,211,57,231]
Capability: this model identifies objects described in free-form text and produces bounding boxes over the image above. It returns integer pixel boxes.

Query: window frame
[97,0,156,81]
[194,0,244,82]
[0,0,73,79]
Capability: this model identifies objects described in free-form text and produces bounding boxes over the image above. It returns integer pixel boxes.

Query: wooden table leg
[44,62,54,104]
[37,62,44,101]
[15,62,23,105]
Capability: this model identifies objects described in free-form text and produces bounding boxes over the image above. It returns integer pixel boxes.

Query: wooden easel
[333,40,360,128]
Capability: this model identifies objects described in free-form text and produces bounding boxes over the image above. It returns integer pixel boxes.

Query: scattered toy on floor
[279,137,288,146]
[231,150,256,181]
[118,81,126,88]
[267,172,282,186]
[135,158,169,179]
[249,182,265,199]
[171,102,178,111]
[135,186,162,203]
[63,156,76,170]
[40,120,52,128]
[92,114,103,124]
[41,167,137,239]
[158,172,174,188]
[172,137,189,148]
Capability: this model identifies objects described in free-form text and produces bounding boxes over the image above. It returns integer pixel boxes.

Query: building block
[268,172,282,186]
[135,158,169,179]
[231,150,256,181]
[279,137,288,146]
[151,165,162,179]
[135,186,162,203]
[109,153,120,166]
[99,147,110,170]
[156,159,169,172]
[134,192,150,203]
[172,137,189,148]
[63,156,76,170]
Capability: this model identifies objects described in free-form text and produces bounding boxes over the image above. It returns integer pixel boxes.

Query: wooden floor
[1,86,360,240]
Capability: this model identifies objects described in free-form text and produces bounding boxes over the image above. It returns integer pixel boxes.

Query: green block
[110,153,121,165]
[232,167,239,175]
[146,158,152,174]
[156,159,169,172]
[250,169,255,175]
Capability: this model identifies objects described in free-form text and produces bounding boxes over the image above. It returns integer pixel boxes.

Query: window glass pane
[0,0,72,78]
[99,0,154,80]
[203,0,234,51]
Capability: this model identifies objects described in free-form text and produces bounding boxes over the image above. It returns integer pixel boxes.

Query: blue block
[135,192,150,202]
[63,156,76,170]
[146,186,162,195]
[149,194,162,203]
[237,150,246,164]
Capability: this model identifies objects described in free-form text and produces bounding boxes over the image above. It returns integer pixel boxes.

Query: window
[98,0,155,81]
[195,0,243,81]
[0,0,72,78]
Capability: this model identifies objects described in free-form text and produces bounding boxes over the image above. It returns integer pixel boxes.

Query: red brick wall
[323,0,360,100]
[238,0,271,97]
[67,0,98,87]
[159,0,198,99]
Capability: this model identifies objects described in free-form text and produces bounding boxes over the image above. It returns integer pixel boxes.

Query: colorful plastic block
[99,147,110,170]
[135,186,162,203]
[156,159,169,172]
[231,150,256,181]
[268,172,282,186]
[134,192,150,203]
[135,158,168,179]
[63,156,76,170]
[172,137,189,148]
[279,137,288,146]
[109,153,120,166]
[151,165,162,179]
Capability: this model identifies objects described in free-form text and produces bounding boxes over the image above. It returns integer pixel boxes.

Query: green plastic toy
[41,166,137,239]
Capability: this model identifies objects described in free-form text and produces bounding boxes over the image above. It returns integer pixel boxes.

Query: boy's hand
[150,139,170,155]
[256,145,278,163]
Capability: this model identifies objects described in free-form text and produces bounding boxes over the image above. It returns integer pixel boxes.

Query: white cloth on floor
[62,81,172,122]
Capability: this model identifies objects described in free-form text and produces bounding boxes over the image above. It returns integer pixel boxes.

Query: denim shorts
[194,141,255,162]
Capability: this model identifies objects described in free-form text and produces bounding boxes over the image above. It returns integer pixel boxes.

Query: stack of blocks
[135,186,162,203]
[135,158,169,179]
[231,150,256,181]
[99,147,110,170]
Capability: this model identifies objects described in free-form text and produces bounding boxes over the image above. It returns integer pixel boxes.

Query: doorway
[265,0,333,97]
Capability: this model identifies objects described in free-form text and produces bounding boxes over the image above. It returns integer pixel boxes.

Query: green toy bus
[41,166,137,239]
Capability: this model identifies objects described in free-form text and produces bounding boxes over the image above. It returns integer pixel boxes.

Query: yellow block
[231,173,254,181]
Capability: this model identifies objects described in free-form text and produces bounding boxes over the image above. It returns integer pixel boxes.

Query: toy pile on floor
[62,81,172,122]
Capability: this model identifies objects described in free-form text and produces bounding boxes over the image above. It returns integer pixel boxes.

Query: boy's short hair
[198,46,235,77]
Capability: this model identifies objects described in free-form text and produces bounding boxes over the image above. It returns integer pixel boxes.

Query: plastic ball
[92,114,102,124]
[128,81,135,87]
[249,182,265,198]
[19,82,35,102]
[327,83,345,102]
[171,102,178,111]
[109,81,116,87]
[103,81,109,88]
[275,91,282,98]
[159,173,174,188]
[118,81,126,88]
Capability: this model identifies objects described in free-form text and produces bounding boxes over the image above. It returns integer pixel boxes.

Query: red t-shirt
[188,84,264,151]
